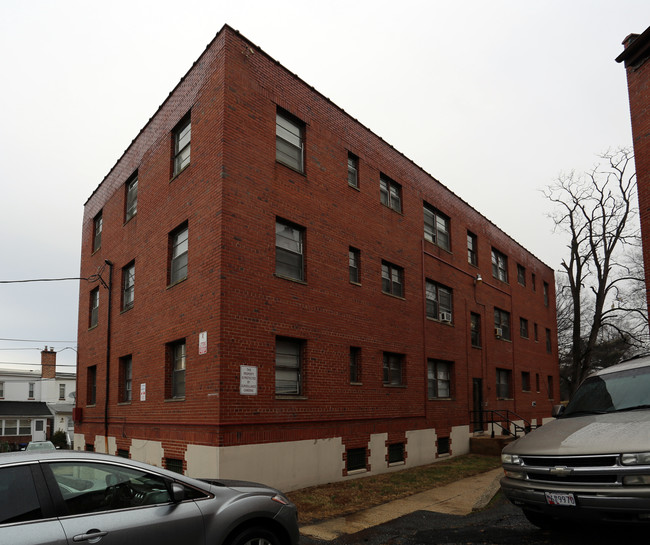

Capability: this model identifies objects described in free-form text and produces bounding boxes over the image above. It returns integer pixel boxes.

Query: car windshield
[563,365,650,417]
[26,442,55,451]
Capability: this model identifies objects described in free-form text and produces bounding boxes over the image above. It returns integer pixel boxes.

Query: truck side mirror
[551,404,565,418]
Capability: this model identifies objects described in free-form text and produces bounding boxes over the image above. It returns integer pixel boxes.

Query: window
[470,312,481,348]
[532,273,537,291]
[276,219,304,281]
[49,462,174,515]
[28,382,34,399]
[491,248,508,282]
[346,447,367,472]
[383,352,403,386]
[437,437,450,455]
[0,382,3,398]
[547,375,554,399]
[543,281,550,306]
[59,384,65,400]
[428,359,452,398]
[92,211,103,253]
[350,347,361,383]
[425,280,453,321]
[349,247,360,284]
[4,420,17,435]
[276,109,304,172]
[467,231,478,266]
[522,371,531,392]
[379,174,402,213]
[0,465,43,524]
[520,317,529,339]
[388,443,405,464]
[125,173,138,222]
[496,368,512,399]
[117,449,129,458]
[173,115,191,175]
[169,224,188,285]
[275,337,302,395]
[546,328,552,353]
[534,323,539,342]
[347,152,358,188]
[168,340,186,399]
[536,373,540,392]
[87,365,97,405]
[423,203,450,250]
[166,458,184,474]
[120,355,132,402]
[122,261,135,310]
[517,264,526,286]
[494,308,511,341]
[381,261,404,297]
[89,287,99,328]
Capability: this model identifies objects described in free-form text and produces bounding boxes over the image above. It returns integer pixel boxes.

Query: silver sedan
[0,450,299,545]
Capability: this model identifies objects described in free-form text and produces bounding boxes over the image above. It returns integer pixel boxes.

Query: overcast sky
[1,0,649,373]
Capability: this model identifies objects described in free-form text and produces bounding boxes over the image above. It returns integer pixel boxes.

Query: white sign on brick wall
[240,365,258,395]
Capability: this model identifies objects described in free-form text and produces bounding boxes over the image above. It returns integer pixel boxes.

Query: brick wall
[76,25,558,469]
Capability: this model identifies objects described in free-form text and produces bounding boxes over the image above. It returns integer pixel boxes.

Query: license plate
[545,492,576,506]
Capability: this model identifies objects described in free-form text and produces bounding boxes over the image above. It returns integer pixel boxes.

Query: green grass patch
[288,454,501,524]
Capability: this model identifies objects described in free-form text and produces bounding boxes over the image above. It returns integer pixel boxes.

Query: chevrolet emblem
[549,466,573,477]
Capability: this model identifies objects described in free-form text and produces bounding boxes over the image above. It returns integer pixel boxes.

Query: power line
[0,338,77,344]
[0,361,76,368]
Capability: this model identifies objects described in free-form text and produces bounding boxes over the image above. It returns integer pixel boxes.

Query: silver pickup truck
[501,357,650,528]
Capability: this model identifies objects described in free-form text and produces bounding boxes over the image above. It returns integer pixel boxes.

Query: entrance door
[472,379,484,432]
[33,420,46,441]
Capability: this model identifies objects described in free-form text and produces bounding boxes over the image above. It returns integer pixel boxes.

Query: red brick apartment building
[75,25,558,490]
[617,26,650,315]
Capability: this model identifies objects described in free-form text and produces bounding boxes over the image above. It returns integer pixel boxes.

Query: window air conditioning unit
[440,312,452,323]
[494,327,503,338]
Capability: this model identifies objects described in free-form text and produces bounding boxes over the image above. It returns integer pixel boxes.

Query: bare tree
[546,148,648,397]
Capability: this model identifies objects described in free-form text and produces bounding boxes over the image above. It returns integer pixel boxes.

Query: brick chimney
[41,346,56,379]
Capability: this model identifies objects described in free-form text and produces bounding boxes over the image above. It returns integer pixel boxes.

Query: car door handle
[73,530,108,543]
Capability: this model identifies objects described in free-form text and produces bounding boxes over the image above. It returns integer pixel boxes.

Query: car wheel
[522,509,566,531]
[227,526,280,545]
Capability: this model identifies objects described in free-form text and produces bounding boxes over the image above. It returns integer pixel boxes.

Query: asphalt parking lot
[300,493,650,545]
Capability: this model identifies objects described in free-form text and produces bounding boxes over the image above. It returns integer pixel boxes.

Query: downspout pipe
[103,260,113,453]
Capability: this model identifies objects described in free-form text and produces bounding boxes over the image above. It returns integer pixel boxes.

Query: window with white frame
[169,224,188,285]
[383,352,403,386]
[0,381,3,398]
[276,219,304,281]
[125,173,138,222]
[381,261,404,297]
[425,280,453,322]
[122,261,135,310]
[173,115,191,176]
[347,152,358,188]
[168,340,186,399]
[494,307,511,340]
[379,174,402,213]
[28,382,34,399]
[59,384,66,400]
[89,287,99,328]
[428,359,452,398]
[92,211,103,253]
[275,337,302,395]
[423,203,450,250]
[467,231,478,266]
[349,247,360,284]
[491,248,508,282]
[276,109,304,172]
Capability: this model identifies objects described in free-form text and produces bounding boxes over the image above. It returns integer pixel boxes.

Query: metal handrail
[470,409,536,438]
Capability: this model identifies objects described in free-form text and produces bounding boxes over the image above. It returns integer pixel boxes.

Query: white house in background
[0,347,76,449]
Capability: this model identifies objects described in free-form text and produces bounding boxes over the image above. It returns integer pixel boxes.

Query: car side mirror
[170,482,186,503]
[552,404,565,418]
